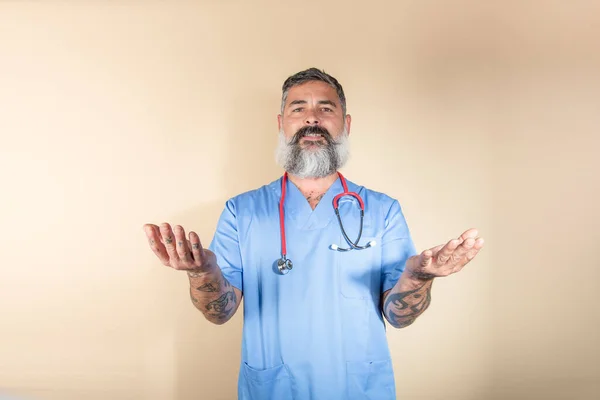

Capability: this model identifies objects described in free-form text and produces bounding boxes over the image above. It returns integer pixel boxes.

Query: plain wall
[0,1,597,399]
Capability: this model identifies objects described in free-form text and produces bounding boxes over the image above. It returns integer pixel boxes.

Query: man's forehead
[286,81,339,103]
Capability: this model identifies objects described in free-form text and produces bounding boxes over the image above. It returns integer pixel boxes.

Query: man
[143,68,484,399]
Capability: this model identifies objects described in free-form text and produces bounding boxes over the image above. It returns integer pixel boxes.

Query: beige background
[1,1,598,399]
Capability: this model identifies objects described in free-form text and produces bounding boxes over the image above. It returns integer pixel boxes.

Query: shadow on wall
[491,377,600,400]
[167,199,244,400]
[172,87,282,400]
[0,393,34,400]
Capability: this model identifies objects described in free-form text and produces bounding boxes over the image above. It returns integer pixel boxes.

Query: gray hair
[280,68,347,115]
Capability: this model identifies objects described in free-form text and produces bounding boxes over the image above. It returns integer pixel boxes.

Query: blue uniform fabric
[208,175,417,400]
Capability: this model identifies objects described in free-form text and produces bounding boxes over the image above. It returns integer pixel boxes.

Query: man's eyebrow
[289,100,307,106]
[317,100,337,108]
[287,99,338,108]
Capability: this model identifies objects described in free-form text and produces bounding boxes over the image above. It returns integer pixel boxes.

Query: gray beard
[275,128,350,179]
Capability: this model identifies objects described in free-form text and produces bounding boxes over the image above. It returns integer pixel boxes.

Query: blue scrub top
[208,175,417,400]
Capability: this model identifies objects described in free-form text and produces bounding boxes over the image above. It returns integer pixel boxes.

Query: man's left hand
[405,228,485,280]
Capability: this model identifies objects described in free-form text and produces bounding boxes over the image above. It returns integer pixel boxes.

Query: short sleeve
[380,200,418,293]
[208,199,243,292]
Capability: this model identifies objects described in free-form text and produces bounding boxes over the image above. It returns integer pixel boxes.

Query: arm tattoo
[196,282,219,292]
[189,273,237,323]
[383,282,432,328]
[410,270,437,280]
[205,291,236,321]
[206,291,235,312]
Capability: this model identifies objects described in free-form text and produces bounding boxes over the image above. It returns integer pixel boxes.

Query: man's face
[278,80,350,145]
[276,81,352,178]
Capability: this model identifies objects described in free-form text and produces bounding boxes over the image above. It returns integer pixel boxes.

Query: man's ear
[277,114,283,131]
[345,114,352,135]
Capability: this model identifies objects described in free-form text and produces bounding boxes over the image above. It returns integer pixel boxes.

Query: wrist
[187,270,209,279]
[400,268,434,290]
[186,264,218,279]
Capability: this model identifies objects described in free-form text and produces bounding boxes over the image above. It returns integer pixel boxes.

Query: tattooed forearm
[188,270,239,324]
[206,291,235,314]
[202,289,236,323]
[195,274,231,292]
[383,281,432,328]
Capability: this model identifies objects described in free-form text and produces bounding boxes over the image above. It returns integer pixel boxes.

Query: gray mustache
[290,126,333,145]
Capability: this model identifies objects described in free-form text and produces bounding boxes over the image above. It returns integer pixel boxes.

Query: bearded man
[143,68,485,400]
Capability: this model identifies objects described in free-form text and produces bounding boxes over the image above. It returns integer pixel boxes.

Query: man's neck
[287,172,339,210]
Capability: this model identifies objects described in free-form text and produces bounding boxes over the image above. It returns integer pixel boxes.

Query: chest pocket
[335,229,382,299]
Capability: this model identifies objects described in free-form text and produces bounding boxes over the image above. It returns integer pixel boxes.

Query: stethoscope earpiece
[330,240,376,252]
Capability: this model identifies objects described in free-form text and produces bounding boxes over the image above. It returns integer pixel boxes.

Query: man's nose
[304,110,320,125]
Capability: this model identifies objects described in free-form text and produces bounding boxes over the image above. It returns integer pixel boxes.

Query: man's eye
[292,108,303,112]
[322,108,333,112]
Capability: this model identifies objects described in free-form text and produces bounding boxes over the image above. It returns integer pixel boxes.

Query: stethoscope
[276,172,376,275]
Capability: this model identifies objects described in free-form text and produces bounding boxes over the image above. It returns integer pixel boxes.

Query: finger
[453,237,486,271]
[173,225,192,264]
[450,237,477,265]
[143,223,159,244]
[466,238,485,261]
[473,237,485,250]
[189,231,204,267]
[159,223,179,262]
[459,228,478,241]
[435,238,461,266]
[144,224,170,265]
[144,224,165,252]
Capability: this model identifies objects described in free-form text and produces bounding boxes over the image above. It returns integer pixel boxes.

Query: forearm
[187,266,239,325]
[382,271,433,328]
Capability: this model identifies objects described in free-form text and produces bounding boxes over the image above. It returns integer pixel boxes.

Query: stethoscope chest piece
[277,257,293,275]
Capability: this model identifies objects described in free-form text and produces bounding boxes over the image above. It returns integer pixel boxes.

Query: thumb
[420,249,433,268]
[406,251,431,272]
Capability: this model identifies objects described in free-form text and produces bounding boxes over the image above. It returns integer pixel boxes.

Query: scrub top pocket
[336,235,381,299]
[346,358,396,399]
[240,362,295,400]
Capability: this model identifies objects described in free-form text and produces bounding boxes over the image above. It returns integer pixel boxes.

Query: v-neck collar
[279,174,345,231]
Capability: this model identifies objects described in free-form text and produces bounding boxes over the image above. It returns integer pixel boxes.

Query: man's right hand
[144,222,241,325]
[143,223,217,273]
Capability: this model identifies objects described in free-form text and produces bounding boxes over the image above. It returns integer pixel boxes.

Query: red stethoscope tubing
[279,173,289,257]
[279,171,365,260]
